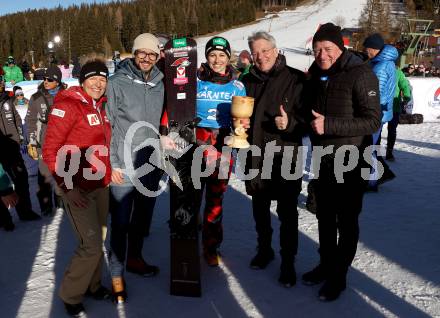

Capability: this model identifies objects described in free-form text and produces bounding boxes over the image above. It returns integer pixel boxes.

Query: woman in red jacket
[43,60,111,317]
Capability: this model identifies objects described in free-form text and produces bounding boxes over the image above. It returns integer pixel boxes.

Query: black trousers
[251,179,302,261]
[387,112,399,153]
[37,168,53,212]
[0,156,33,223]
[315,158,366,277]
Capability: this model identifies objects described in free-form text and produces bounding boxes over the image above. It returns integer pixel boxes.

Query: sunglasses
[43,77,55,82]
[16,94,24,97]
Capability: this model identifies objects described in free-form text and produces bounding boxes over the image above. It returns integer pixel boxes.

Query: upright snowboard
[164,37,201,297]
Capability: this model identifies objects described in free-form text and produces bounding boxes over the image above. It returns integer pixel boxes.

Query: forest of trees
[0,0,304,65]
[7,0,436,66]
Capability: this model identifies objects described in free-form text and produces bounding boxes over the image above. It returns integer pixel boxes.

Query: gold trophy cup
[227,96,254,148]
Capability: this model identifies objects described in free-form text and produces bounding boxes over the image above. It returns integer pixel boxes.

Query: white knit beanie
[132,33,161,55]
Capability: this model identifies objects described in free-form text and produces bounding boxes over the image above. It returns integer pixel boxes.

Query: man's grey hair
[247,31,277,49]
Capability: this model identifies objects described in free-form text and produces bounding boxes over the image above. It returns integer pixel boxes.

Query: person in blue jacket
[195,36,246,266]
[363,33,398,191]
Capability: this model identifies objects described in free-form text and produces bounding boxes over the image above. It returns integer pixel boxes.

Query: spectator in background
[48,54,58,67]
[26,66,65,216]
[12,86,29,126]
[155,35,170,73]
[12,86,35,175]
[386,65,412,161]
[237,49,253,81]
[34,61,46,81]
[402,63,415,76]
[58,60,72,80]
[427,66,436,77]
[112,51,121,71]
[414,64,426,77]
[363,33,398,192]
[71,56,81,79]
[3,56,24,84]
[20,59,31,80]
[0,78,41,231]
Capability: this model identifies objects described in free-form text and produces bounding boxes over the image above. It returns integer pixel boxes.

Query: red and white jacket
[42,86,111,192]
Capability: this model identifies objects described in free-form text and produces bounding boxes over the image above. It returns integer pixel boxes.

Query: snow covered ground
[1,0,440,317]
[1,113,439,318]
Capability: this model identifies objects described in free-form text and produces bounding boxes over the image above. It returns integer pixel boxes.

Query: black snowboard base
[170,237,201,297]
[168,153,201,298]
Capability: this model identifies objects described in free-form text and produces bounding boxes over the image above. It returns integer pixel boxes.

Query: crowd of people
[0,23,415,317]
[0,55,82,83]
[402,61,440,77]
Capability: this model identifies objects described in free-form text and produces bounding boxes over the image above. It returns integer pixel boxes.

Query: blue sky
[0,0,119,16]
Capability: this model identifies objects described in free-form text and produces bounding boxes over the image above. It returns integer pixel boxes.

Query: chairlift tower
[400,18,434,68]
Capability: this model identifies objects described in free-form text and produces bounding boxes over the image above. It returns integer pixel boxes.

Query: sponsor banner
[407,77,440,120]
[5,78,79,100]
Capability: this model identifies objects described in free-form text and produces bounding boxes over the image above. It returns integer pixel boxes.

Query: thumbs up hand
[275,105,289,130]
[311,109,325,135]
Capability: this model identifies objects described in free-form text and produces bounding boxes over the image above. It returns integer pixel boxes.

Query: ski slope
[1,0,440,317]
[196,0,368,71]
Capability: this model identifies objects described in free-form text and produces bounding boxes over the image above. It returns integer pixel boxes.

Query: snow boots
[278,259,296,288]
[302,264,327,286]
[250,247,275,270]
[126,257,159,277]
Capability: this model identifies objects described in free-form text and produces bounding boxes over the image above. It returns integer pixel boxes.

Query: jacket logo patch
[233,80,244,90]
[51,108,65,118]
[87,114,100,126]
[368,90,377,97]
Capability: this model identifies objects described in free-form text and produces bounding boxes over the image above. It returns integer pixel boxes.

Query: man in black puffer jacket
[241,31,305,288]
[302,23,381,301]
